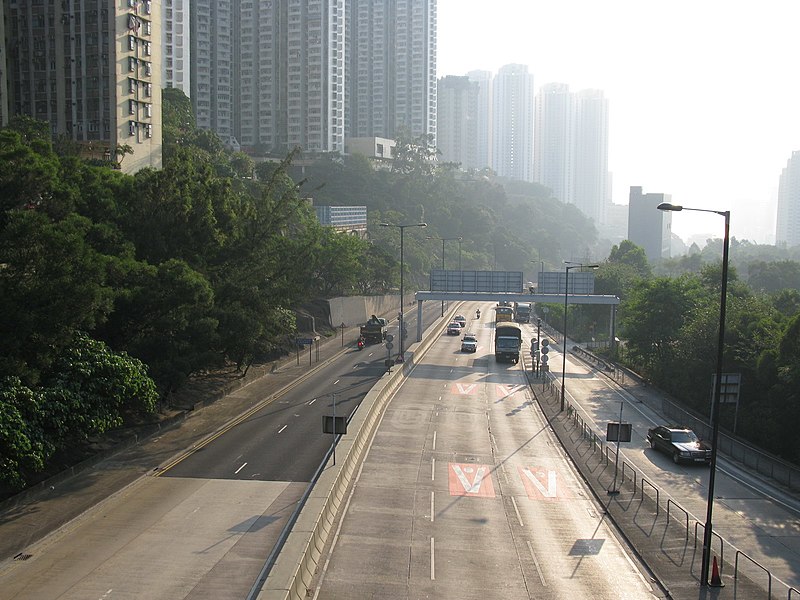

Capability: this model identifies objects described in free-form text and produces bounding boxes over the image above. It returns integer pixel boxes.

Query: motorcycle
[357,337,365,350]
[476,309,481,319]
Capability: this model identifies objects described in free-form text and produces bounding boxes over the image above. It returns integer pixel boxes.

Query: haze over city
[437,0,800,246]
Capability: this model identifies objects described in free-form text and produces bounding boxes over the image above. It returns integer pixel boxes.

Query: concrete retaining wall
[326,294,416,329]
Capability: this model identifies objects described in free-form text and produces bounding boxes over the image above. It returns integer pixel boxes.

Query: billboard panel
[430,270,524,293]
[537,271,595,295]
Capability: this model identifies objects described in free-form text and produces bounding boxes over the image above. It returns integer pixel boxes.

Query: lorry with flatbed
[495,323,522,363]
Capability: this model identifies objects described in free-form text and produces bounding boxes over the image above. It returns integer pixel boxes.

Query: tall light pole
[530,259,545,291]
[428,236,463,317]
[658,202,730,587]
[561,261,599,411]
[381,222,427,361]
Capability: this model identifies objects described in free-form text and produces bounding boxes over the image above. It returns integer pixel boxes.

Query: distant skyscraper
[436,75,479,168]
[534,85,610,224]
[233,0,346,154]
[4,0,162,173]
[162,0,190,96]
[347,0,437,144]
[190,0,233,144]
[492,64,535,181]
[467,70,492,170]
[534,82,574,203]
[776,151,800,248]
[573,89,610,225]
[628,186,671,262]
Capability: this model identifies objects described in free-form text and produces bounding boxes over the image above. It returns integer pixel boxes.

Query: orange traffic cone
[709,555,725,587]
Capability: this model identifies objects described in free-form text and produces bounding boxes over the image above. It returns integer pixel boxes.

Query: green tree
[620,275,704,384]
[608,240,651,278]
[0,212,114,385]
[0,378,48,488]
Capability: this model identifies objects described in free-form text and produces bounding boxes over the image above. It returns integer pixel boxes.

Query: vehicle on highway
[494,323,522,363]
[495,306,513,323]
[453,314,467,327]
[646,425,712,464]
[461,333,478,352]
[447,322,462,335]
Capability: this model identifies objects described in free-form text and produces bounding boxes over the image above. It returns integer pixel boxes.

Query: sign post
[606,402,632,495]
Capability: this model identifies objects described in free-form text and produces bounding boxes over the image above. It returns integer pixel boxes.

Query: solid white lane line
[528,541,547,586]
[235,462,247,474]
[430,537,435,580]
[430,492,435,522]
[511,497,524,526]
[278,425,287,434]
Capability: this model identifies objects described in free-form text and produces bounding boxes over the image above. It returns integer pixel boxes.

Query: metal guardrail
[529,367,797,599]
[572,345,800,493]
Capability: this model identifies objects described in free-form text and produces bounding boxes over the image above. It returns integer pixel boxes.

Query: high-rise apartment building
[534,82,574,203]
[4,0,162,173]
[573,89,609,225]
[233,0,347,154]
[628,186,671,262]
[776,150,800,248]
[533,84,610,225]
[467,70,492,170]
[190,0,232,144]
[347,0,437,144]
[162,0,189,96]
[492,64,534,181]
[436,75,479,168]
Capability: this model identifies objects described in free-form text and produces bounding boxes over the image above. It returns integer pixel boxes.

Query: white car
[461,333,478,352]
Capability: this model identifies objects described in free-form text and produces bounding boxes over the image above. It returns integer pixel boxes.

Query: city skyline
[437,0,800,245]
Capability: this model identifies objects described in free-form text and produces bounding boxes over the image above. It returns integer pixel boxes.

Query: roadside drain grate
[14,553,32,561]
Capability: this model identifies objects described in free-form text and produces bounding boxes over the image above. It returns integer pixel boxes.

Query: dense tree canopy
[2,88,800,491]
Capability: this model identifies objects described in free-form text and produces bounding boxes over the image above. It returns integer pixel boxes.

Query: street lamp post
[658,202,730,587]
[381,222,427,361]
[428,236,463,317]
[530,259,545,292]
[561,262,599,411]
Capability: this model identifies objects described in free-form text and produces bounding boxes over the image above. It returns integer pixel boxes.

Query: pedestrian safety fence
[534,370,799,600]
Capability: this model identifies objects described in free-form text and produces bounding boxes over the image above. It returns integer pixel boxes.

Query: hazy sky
[437,0,800,245]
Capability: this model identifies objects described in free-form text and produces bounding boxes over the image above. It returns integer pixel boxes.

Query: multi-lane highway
[308,308,660,598]
[306,304,800,599]
[0,305,438,600]
[3,299,800,599]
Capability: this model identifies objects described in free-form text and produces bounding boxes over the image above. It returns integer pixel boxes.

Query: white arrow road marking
[453,465,488,494]
[521,468,558,497]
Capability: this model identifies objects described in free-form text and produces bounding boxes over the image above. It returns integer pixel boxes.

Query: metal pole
[700,210,730,586]
[608,401,623,495]
[561,267,571,411]
[332,392,336,466]
[441,238,445,317]
[399,226,405,360]
[536,318,541,378]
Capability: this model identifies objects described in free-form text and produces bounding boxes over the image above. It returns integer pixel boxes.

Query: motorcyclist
[476,308,481,319]
[357,336,365,350]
